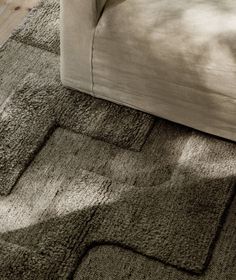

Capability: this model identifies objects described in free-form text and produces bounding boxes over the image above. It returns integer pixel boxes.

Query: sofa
[61,0,236,142]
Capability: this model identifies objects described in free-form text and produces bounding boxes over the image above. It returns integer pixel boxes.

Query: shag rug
[0,0,235,279]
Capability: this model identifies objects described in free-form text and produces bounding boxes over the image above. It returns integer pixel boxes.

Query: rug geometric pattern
[0,0,235,279]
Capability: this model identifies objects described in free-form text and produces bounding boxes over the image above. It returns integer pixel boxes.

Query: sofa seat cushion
[92,0,236,141]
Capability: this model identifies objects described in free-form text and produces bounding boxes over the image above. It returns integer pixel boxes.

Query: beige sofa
[61,0,236,141]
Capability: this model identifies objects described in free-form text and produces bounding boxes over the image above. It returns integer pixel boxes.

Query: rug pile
[0,1,235,279]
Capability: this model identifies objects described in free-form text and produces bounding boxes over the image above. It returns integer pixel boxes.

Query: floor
[0,0,39,45]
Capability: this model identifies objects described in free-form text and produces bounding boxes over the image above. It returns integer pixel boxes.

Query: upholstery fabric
[61,0,236,141]
[0,0,236,278]
[60,0,109,93]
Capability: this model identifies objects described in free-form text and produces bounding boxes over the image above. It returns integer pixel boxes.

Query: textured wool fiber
[0,0,235,279]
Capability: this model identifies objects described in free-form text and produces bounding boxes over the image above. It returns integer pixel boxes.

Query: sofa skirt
[61,0,236,142]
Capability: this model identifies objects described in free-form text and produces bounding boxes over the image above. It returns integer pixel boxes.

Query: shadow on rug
[0,0,236,279]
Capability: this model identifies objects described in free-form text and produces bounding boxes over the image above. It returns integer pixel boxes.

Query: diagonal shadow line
[0,0,235,277]
[0,177,235,277]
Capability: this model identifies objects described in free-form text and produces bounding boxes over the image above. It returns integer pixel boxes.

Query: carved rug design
[0,0,235,279]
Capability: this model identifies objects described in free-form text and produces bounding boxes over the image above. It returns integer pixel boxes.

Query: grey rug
[0,0,235,279]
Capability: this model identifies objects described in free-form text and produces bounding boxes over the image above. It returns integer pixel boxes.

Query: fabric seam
[91,28,96,97]
[91,1,108,97]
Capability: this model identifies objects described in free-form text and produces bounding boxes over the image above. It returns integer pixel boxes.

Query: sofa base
[62,77,236,143]
[61,0,236,143]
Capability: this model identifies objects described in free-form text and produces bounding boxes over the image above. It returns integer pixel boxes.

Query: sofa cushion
[92,0,236,141]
